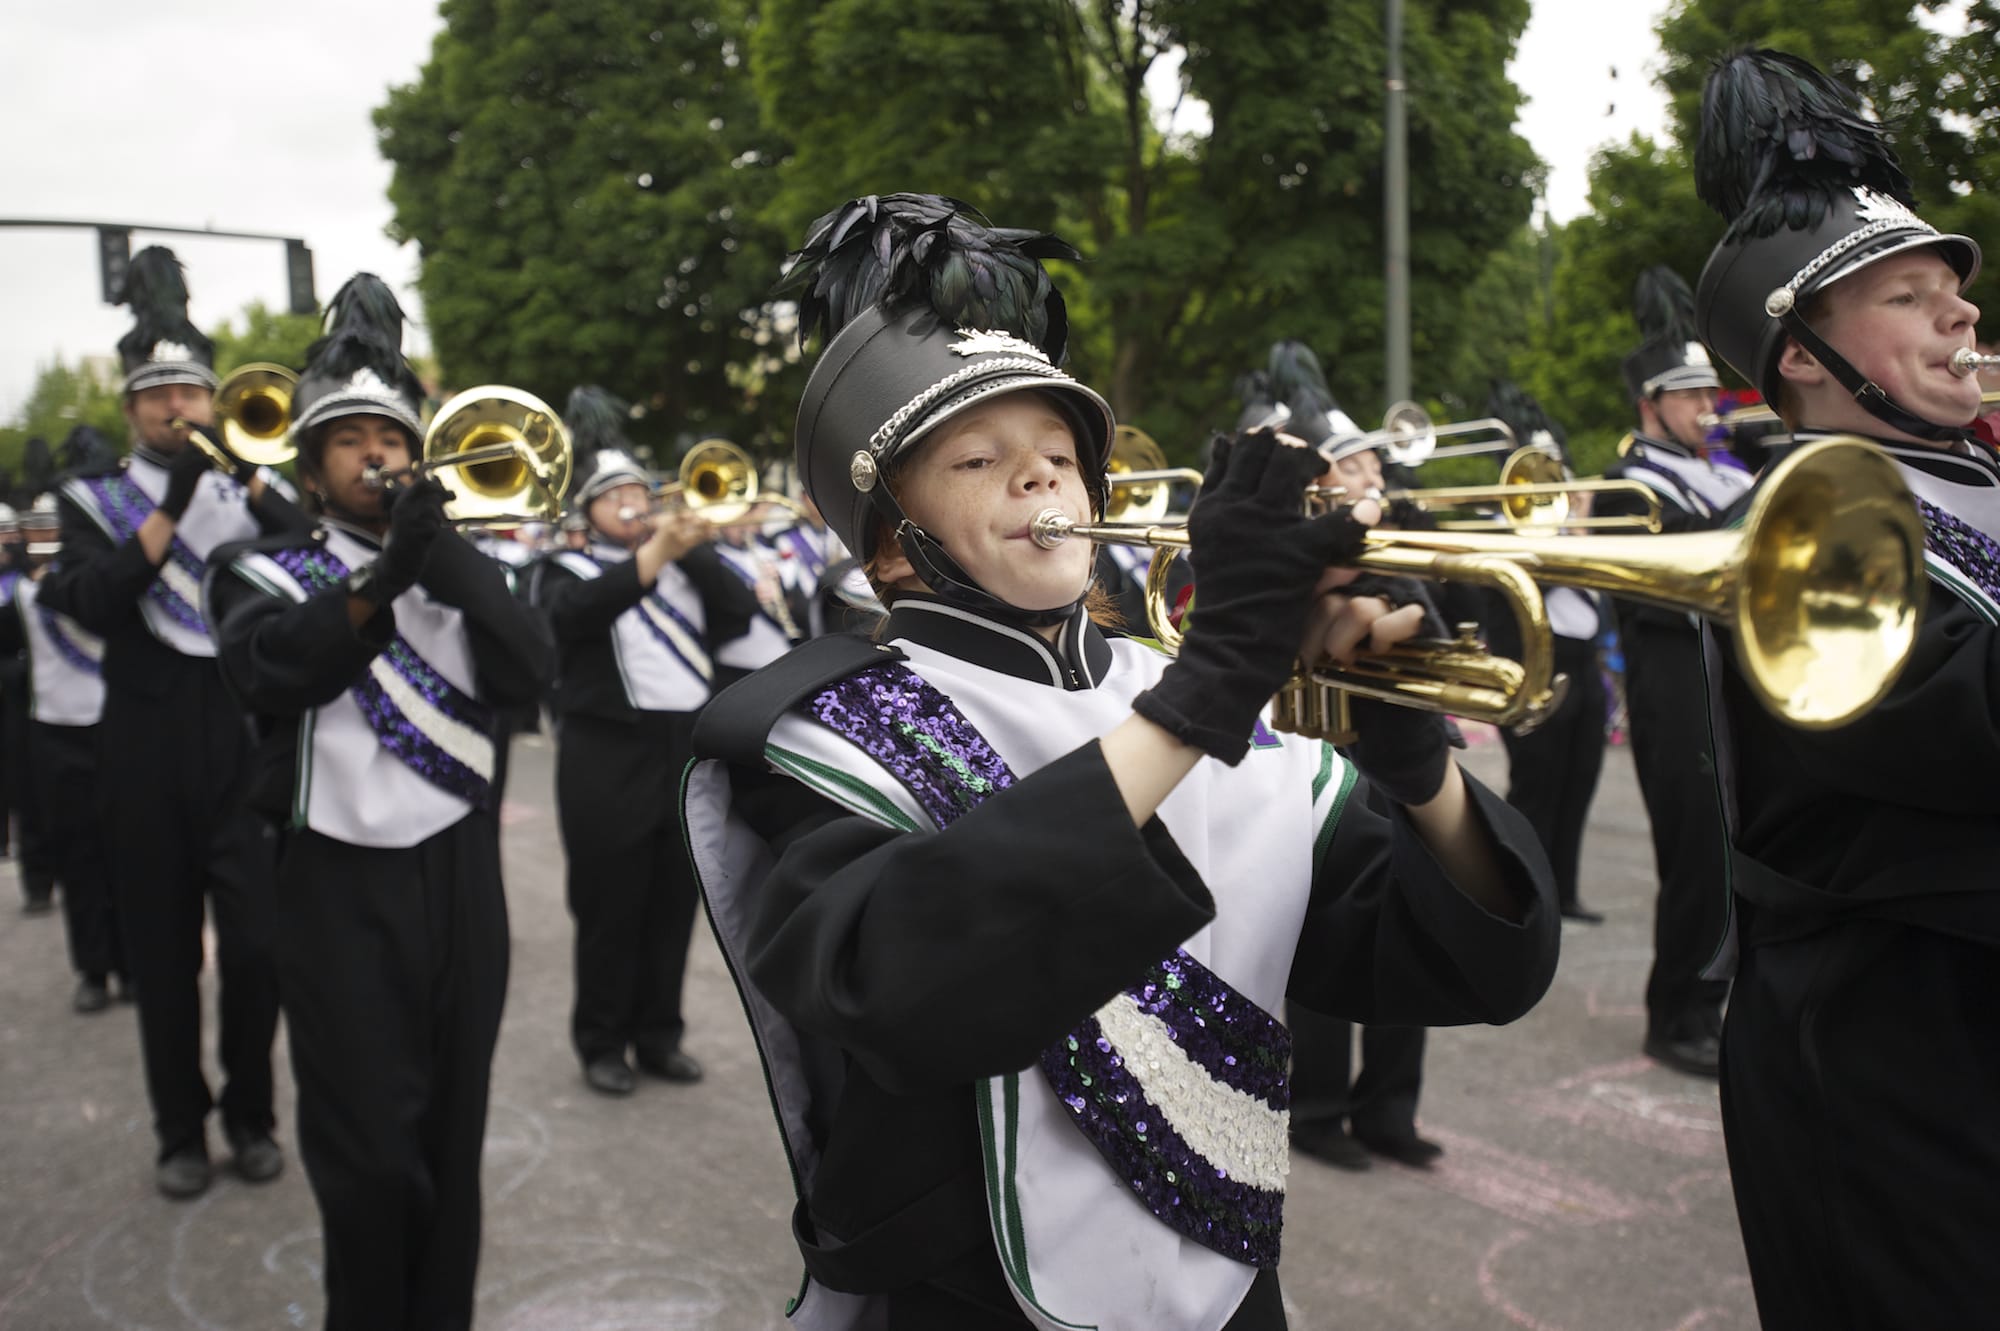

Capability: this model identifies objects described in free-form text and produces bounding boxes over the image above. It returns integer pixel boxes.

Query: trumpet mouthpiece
[1030,508,1074,549]
[1950,347,1998,378]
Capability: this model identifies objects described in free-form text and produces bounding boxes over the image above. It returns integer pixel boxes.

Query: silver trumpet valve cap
[1949,347,1999,378]
[1030,508,1074,549]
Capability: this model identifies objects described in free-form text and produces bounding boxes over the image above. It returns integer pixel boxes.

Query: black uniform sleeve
[212,558,397,714]
[1287,771,1559,1027]
[0,597,26,655]
[683,543,761,648]
[735,742,1218,1097]
[249,482,312,537]
[413,532,556,708]
[35,492,159,635]
[538,555,650,640]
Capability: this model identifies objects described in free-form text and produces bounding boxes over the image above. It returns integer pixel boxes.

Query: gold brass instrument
[365,385,574,525]
[1105,426,1204,523]
[645,438,805,528]
[1314,445,1665,533]
[173,362,299,472]
[1329,401,1518,467]
[1032,436,1924,739]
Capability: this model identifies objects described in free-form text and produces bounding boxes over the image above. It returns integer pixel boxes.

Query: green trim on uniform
[766,745,925,833]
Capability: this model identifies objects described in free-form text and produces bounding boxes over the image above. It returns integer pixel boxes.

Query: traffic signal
[286,240,317,316]
[98,226,132,303]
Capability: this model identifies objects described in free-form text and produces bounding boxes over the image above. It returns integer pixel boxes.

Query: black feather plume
[1264,339,1350,445]
[777,193,1080,364]
[298,274,423,404]
[57,425,119,477]
[1486,380,1568,462]
[116,246,212,368]
[1695,48,1915,238]
[1631,266,1699,347]
[1232,368,1278,432]
[563,386,632,463]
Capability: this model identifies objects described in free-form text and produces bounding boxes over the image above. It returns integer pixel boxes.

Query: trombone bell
[423,386,575,523]
[214,363,299,465]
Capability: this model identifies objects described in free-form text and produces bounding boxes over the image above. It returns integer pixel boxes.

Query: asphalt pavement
[0,727,1753,1330]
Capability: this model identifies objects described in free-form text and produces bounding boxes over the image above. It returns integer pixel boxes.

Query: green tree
[756,0,1543,458]
[376,0,795,459]
[0,359,126,482]
[210,301,322,377]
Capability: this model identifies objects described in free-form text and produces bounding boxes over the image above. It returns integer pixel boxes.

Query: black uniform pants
[1722,920,2000,1329]
[557,711,700,1065]
[5,672,56,892]
[1285,1000,1426,1141]
[1501,634,1607,913]
[1619,616,1730,1039]
[274,817,509,1331]
[98,679,278,1159]
[31,721,121,979]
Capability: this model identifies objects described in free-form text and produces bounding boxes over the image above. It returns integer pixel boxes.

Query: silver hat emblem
[948,329,1049,363]
[850,450,878,492]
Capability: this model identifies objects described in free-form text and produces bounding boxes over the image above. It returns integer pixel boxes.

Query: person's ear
[1777,338,1827,389]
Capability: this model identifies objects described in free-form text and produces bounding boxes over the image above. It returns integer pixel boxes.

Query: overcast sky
[0,0,1672,423]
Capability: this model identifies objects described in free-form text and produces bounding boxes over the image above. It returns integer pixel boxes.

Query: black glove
[1334,575,1460,806]
[157,442,213,520]
[189,424,257,485]
[361,478,450,604]
[1132,428,1369,764]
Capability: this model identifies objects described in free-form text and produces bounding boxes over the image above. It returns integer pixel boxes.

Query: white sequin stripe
[637,595,713,680]
[155,555,207,617]
[1091,993,1291,1194]
[365,656,496,781]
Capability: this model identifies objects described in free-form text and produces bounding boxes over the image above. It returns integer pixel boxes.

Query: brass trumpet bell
[213,363,299,465]
[423,386,574,523]
[1105,426,1203,523]
[660,438,759,525]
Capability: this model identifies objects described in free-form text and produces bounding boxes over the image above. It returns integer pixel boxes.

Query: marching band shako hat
[783,193,1113,627]
[561,385,650,513]
[1621,267,1721,402]
[1262,339,1367,460]
[1488,379,1572,468]
[0,505,17,537]
[1694,49,1981,441]
[117,247,219,396]
[290,274,426,447]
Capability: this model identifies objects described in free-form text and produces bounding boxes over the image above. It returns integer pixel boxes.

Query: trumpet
[636,438,805,528]
[1312,445,1665,533]
[171,363,299,473]
[1032,437,1923,741]
[364,385,573,526]
[1326,401,1518,467]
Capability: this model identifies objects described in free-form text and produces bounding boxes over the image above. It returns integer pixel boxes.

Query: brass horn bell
[421,386,575,523]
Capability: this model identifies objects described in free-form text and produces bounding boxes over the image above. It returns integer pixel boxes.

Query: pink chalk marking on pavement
[1414,1128,1650,1227]
[1513,1057,1724,1160]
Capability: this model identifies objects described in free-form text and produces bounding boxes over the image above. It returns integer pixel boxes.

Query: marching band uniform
[0,512,56,909]
[1602,268,1750,1076]
[0,530,121,1011]
[686,197,1558,1331]
[1482,385,1609,923]
[37,247,293,1195]
[1691,50,2000,1326]
[536,387,758,1093]
[715,528,809,683]
[209,275,554,1330]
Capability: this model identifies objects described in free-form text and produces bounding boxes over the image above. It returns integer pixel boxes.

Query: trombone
[1327,401,1519,467]
[366,385,574,526]
[1314,445,1665,533]
[1033,437,1923,741]
[172,363,299,472]
[1105,426,1204,523]
[638,438,805,529]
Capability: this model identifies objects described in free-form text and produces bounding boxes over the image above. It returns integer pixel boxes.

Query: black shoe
[73,977,112,1014]
[1355,1130,1445,1169]
[636,1048,704,1084]
[21,893,53,916]
[1559,904,1606,924]
[114,976,138,1004]
[156,1146,213,1200]
[584,1055,637,1096]
[1289,1120,1372,1171]
[226,1130,284,1184]
[1644,1032,1721,1078]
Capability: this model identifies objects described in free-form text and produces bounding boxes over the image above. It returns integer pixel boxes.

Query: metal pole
[1383,0,1411,407]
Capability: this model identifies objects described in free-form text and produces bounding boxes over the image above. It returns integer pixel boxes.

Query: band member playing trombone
[1604,265,1751,1078]
[683,193,1557,1330]
[38,246,295,1199]
[534,387,758,1096]
[207,274,553,1330]
[1693,51,2000,1327]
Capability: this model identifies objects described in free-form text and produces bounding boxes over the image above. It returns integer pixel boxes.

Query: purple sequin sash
[802,663,1291,1268]
[77,474,212,634]
[37,604,102,677]
[266,545,497,809]
[1916,498,2000,610]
